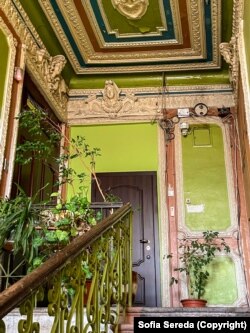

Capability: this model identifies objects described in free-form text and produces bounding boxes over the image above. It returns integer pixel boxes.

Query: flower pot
[181,299,207,307]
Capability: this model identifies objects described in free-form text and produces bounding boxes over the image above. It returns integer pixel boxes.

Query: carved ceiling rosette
[111,0,149,20]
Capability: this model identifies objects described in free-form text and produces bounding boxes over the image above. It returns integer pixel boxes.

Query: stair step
[118,323,134,333]
[120,307,250,328]
[118,307,250,332]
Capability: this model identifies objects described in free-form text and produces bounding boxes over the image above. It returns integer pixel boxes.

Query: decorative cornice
[219,0,243,105]
[67,81,235,125]
[38,0,220,74]
[0,0,68,121]
[220,37,238,90]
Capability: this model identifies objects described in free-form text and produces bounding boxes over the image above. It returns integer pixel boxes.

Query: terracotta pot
[181,299,207,307]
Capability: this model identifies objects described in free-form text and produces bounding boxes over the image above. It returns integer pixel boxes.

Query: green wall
[70,122,158,194]
[204,257,238,305]
[182,124,237,305]
[0,29,9,116]
[182,124,231,231]
[244,1,250,87]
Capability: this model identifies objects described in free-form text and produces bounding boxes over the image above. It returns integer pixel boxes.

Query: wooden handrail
[0,203,132,319]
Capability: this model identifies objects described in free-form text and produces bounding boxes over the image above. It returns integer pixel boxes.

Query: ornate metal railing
[0,203,132,333]
[0,202,123,290]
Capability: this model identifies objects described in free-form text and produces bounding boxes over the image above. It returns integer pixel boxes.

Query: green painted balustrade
[0,203,133,333]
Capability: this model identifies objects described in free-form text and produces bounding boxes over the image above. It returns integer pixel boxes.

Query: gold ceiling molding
[111,0,149,20]
[219,0,243,105]
[38,0,220,73]
[91,0,181,41]
[0,0,68,122]
[98,0,181,46]
[67,82,235,125]
[39,0,191,56]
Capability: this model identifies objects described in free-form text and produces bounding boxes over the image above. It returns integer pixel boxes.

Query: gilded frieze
[67,81,235,125]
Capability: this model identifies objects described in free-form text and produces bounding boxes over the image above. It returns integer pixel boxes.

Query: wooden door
[91,172,160,306]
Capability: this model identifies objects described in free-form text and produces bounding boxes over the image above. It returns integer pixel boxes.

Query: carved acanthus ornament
[111,0,149,20]
[70,81,138,119]
[219,0,243,103]
[220,37,238,92]
[67,82,235,125]
[32,49,68,106]
[0,0,68,121]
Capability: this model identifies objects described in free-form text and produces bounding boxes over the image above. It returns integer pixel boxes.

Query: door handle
[140,239,150,244]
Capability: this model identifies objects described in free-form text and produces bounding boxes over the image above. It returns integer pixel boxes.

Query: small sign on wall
[186,204,205,213]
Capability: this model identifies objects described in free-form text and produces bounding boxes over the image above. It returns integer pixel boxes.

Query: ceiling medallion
[111,0,149,20]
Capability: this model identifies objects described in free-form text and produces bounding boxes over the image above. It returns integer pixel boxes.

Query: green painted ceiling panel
[19,0,233,89]
[102,0,163,35]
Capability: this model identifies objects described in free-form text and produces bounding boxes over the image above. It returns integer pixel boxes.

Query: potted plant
[168,230,231,307]
[0,105,105,272]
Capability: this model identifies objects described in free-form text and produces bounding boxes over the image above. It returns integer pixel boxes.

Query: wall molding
[68,82,235,124]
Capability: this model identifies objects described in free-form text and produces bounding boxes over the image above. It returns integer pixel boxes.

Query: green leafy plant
[0,186,47,264]
[168,230,230,300]
[29,193,103,271]
[15,104,106,201]
[0,105,121,274]
[15,105,61,165]
[0,105,105,270]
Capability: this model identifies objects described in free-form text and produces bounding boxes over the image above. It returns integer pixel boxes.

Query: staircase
[119,307,250,332]
[3,306,250,332]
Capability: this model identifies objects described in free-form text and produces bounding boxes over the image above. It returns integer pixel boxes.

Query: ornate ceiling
[38,0,221,74]
[18,0,233,88]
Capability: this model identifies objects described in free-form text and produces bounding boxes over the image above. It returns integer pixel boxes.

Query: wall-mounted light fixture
[179,122,191,137]
[14,67,24,82]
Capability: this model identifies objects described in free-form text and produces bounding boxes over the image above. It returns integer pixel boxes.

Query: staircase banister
[0,202,132,319]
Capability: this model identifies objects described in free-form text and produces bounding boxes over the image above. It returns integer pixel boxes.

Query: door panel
[91,172,160,306]
[175,122,247,306]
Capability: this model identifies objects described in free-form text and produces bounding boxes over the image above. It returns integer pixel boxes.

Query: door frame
[92,170,162,306]
[172,117,248,306]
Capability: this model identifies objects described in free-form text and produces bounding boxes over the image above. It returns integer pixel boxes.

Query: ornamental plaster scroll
[0,0,68,121]
[219,37,238,91]
[67,83,235,125]
[0,17,16,182]
[69,80,140,120]
[111,0,149,20]
[219,0,243,103]
[32,49,68,106]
